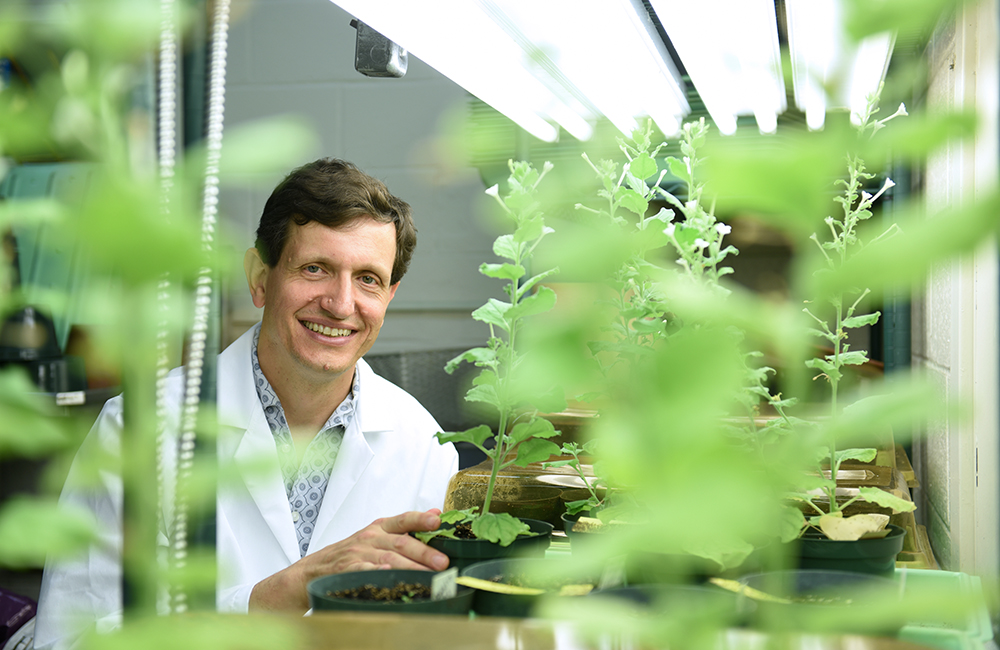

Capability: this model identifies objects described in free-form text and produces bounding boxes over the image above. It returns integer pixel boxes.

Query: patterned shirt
[251,323,357,558]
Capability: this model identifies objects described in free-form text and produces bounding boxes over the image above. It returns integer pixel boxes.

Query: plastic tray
[894,569,994,646]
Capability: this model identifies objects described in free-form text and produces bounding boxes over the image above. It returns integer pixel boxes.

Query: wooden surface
[294,612,937,650]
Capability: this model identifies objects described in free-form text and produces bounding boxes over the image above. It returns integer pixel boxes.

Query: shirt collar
[250,322,360,435]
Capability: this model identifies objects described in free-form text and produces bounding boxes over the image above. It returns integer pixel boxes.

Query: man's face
[247,218,399,389]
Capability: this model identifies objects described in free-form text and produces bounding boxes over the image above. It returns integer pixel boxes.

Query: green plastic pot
[795,524,906,576]
[307,569,474,614]
[428,518,553,573]
[461,557,596,617]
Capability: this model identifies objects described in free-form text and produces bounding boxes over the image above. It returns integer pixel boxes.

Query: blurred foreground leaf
[81,613,306,650]
[808,192,1000,301]
[0,369,69,458]
[0,496,95,567]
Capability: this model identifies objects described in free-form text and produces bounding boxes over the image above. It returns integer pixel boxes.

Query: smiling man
[34,159,459,647]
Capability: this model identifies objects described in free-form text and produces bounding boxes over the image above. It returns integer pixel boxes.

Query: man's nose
[319,281,353,317]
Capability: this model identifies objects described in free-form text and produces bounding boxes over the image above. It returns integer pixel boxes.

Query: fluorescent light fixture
[648,0,786,135]
[786,0,895,130]
[328,0,689,141]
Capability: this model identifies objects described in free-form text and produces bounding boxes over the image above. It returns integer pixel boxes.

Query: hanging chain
[156,0,180,614]
[170,0,231,614]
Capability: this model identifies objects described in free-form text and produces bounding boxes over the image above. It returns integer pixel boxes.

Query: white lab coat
[34,327,459,649]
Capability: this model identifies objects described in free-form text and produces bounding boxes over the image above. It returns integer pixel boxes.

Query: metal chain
[156,0,179,614]
[171,0,230,614]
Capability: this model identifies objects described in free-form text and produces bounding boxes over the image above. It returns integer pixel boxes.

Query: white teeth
[304,321,350,337]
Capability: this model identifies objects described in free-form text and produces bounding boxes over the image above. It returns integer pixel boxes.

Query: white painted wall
[219,0,503,352]
[912,0,999,578]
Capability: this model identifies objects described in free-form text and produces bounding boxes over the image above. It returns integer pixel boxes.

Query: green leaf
[838,351,870,366]
[665,156,689,184]
[805,358,835,374]
[508,417,559,445]
[0,497,96,567]
[464,383,500,408]
[441,507,479,523]
[628,153,658,180]
[413,528,457,543]
[513,217,545,243]
[0,371,70,458]
[493,234,520,261]
[212,116,315,178]
[778,506,808,543]
[542,459,577,469]
[434,425,494,449]
[444,347,495,374]
[858,487,917,513]
[842,312,880,329]
[506,286,556,322]
[834,448,878,465]
[472,299,512,330]
[511,438,561,468]
[472,512,530,546]
[517,267,559,300]
[480,262,525,281]
[618,188,648,216]
[564,499,596,516]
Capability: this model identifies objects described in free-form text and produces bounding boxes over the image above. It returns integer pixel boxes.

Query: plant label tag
[598,555,627,590]
[431,567,458,600]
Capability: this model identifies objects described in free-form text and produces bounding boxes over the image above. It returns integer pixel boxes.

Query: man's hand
[248,509,449,613]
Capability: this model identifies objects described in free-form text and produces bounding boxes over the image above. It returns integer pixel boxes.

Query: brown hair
[255,158,416,284]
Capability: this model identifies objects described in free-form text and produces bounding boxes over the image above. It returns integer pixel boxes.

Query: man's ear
[387,282,399,303]
[244,247,269,309]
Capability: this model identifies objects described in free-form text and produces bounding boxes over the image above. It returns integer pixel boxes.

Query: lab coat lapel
[309,360,383,548]
[220,329,300,566]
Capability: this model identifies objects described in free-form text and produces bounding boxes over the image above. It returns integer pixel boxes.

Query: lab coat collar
[220,327,393,563]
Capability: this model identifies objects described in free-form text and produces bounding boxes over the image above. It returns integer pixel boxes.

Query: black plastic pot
[589,583,747,627]
[428,518,553,573]
[739,569,905,636]
[461,557,596,617]
[795,524,906,576]
[307,569,474,614]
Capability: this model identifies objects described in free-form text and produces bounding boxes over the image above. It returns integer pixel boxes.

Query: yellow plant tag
[709,578,792,604]
[455,576,544,595]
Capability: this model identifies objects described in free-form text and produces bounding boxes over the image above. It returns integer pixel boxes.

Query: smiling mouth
[303,321,352,338]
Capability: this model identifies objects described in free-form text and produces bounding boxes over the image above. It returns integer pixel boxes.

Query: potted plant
[778,93,916,574]
[307,569,474,615]
[417,159,563,569]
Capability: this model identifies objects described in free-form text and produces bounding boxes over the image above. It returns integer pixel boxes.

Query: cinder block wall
[220,0,502,353]
[913,0,999,577]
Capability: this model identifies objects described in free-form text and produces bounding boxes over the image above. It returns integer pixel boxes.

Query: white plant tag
[431,567,458,600]
[598,555,627,590]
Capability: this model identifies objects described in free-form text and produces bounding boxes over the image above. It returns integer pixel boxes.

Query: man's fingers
[379,510,441,535]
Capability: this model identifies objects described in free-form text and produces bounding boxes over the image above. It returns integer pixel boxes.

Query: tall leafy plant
[422,159,564,546]
[792,95,916,541]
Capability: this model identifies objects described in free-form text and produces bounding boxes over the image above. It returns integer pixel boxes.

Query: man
[34,159,458,646]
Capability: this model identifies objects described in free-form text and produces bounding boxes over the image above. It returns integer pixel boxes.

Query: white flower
[664,224,676,237]
[882,178,896,191]
[715,223,731,236]
[485,185,500,197]
[862,191,873,203]
[824,216,834,225]
[695,238,709,250]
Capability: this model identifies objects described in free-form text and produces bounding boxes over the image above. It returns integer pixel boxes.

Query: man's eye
[361,275,378,285]
[305,265,322,274]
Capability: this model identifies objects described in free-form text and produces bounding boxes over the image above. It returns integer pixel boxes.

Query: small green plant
[542,441,604,515]
[791,94,915,541]
[419,160,564,547]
